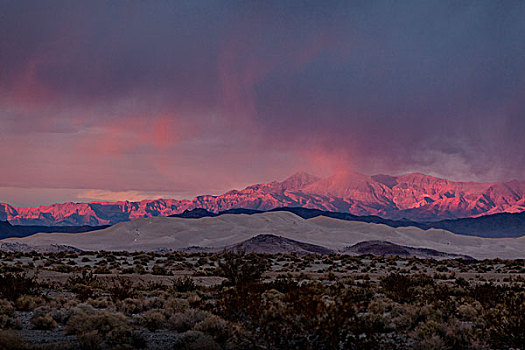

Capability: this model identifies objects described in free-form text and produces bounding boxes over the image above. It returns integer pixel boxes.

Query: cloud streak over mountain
[1,1,525,206]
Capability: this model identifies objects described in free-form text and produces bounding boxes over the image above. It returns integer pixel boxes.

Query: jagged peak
[304,171,373,193]
[397,172,444,181]
[371,174,398,189]
[280,171,321,190]
[326,170,370,182]
[396,172,491,185]
[284,171,319,181]
[372,172,451,188]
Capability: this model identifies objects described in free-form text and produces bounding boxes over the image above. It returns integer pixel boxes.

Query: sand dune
[2,212,524,259]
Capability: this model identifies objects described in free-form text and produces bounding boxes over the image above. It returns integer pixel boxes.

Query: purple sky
[1,1,525,207]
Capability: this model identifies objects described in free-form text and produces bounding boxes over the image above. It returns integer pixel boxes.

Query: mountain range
[1,171,524,226]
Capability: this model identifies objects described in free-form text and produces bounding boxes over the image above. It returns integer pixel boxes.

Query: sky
[1,0,525,207]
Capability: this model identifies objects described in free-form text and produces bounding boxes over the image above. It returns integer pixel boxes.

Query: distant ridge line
[2,171,525,225]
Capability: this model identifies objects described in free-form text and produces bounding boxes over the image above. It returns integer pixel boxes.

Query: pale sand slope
[2,212,524,259]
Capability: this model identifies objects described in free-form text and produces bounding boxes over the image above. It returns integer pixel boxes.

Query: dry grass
[0,250,523,349]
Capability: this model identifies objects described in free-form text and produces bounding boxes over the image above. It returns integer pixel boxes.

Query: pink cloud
[7,55,56,110]
[149,115,179,150]
[74,113,189,157]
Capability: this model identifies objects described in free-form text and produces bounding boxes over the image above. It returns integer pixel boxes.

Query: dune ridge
[2,211,524,259]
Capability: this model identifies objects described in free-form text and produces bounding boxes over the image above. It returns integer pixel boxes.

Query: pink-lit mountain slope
[1,172,524,225]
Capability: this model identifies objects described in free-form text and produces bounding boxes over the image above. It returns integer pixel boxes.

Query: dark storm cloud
[1,1,230,108]
[251,1,525,179]
[1,0,525,205]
